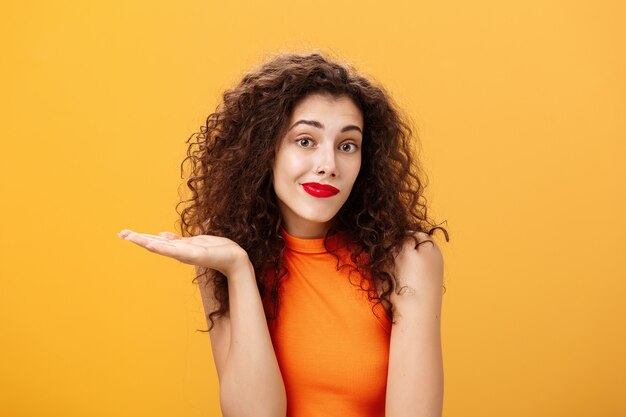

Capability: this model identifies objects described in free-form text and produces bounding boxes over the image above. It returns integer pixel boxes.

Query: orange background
[1,0,625,416]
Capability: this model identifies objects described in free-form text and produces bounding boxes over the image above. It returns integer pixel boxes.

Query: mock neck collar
[279,226,346,254]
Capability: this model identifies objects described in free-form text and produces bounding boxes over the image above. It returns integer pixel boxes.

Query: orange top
[266,226,392,417]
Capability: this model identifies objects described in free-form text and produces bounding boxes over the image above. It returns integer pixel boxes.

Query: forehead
[289,93,363,125]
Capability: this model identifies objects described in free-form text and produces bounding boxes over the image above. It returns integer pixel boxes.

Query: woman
[119,51,449,417]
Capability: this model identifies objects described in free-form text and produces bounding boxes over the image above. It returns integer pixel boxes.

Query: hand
[118,229,249,277]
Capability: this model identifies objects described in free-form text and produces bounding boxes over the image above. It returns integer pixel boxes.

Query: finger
[118,229,133,239]
[158,231,181,240]
[124,232,170,248]
[144,240,198,264]
[123,232,206,265]
[139,233,172,242]
[118,230,172,242]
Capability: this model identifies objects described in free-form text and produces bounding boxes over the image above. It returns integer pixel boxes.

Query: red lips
[301,182,340,198]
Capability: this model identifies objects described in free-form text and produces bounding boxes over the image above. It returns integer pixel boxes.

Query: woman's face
[272,92,364,239]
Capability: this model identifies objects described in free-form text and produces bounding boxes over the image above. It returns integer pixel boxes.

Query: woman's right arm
[199,256,287,417]
[118,230,286,417]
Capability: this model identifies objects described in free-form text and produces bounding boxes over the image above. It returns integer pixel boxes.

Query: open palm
[118,229,248,277]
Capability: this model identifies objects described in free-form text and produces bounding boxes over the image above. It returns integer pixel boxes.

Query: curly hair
[175,50,449,332]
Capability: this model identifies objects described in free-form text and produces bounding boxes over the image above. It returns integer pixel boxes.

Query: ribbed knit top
[266,226,392,416]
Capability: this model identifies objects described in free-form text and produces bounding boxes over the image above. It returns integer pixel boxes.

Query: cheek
[348,157,362,178]
[275,151,304,182]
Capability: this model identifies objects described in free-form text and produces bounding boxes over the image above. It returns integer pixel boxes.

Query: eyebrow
[288,119,363,134]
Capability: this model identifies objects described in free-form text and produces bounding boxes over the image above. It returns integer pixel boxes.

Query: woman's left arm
[385,232,445,417]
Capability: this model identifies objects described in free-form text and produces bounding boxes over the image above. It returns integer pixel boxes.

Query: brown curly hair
[175,50,449,332]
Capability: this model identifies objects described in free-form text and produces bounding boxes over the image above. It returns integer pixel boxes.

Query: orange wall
[1,0,625,416]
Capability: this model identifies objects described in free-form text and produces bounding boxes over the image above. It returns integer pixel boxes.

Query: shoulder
[397,230,443,266]
[392,230,444,289]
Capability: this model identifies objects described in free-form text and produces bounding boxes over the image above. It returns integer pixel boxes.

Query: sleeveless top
[265,226,392,417]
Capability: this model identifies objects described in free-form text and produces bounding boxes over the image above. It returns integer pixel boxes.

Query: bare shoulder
[397,230,443,264]
[392,230,444,293]
[374,231,444,304]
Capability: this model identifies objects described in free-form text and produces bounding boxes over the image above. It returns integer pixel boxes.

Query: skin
[272,92,364,239]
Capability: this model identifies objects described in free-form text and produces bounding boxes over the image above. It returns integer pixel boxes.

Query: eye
[295,137,360,153]
[296,136,315,147]
[340,142,359,153]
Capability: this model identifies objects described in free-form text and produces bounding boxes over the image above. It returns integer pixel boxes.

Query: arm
[385,233,444,417]
[200,258,287,417]
[118,231,287,416]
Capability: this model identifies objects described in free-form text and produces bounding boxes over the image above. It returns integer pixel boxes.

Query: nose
[314,141,337,177]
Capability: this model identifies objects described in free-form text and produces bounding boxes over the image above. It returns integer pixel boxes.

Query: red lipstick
[301,182,340,198]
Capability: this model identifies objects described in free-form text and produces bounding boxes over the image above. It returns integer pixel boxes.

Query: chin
[301,213,336,224]
[295,207,338,223]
